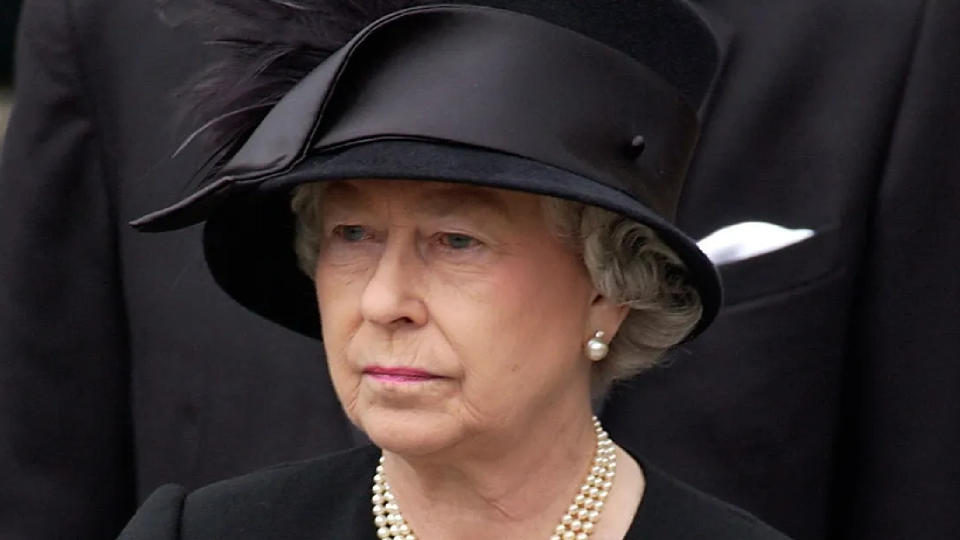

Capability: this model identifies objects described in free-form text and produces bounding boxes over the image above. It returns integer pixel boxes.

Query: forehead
[320,179,524,217]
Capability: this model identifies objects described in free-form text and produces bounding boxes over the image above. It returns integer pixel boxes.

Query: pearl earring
[586,331,609,361]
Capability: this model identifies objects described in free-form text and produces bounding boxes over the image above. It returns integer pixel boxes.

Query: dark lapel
[687,2,736,121]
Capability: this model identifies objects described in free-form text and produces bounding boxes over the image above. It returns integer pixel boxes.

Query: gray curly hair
[290,183,702,397]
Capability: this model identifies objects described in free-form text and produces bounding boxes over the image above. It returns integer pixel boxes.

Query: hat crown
[469,0,720,109]
[135,2,714,231]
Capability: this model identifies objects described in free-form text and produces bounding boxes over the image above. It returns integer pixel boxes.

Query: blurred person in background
[0,0,958,539]
[602,2,960,539]
[0,1,362,538]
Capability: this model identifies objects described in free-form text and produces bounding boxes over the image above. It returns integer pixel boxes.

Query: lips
[363,366,442,383]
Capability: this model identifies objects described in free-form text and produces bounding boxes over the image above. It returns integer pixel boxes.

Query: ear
[584,291,630,344]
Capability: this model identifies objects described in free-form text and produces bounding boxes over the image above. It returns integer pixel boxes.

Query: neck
[382,405,598,539]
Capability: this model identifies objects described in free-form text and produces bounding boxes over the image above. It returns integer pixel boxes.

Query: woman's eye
[332,225,370,242]
[439,233,479,250]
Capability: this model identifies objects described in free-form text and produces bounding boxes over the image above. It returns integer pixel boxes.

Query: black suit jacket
[1,1,958,539]
[603,1,960,539]
[0,2,357,539]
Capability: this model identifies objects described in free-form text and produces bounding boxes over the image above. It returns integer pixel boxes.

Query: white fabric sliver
[696,221,815,265]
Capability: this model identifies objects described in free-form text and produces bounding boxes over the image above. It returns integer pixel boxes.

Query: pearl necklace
[371,416,617,540]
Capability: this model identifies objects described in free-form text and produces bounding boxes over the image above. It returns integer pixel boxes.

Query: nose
[359,235,428,329]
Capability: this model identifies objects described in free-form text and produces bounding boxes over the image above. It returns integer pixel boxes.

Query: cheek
[435,249,592,397]
[314,264,367,393]
[494,260,589,360]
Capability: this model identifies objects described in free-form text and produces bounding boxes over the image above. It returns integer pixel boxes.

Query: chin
[356,406,462,457]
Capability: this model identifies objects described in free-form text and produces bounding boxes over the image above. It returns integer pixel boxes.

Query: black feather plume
[176,0,422,186]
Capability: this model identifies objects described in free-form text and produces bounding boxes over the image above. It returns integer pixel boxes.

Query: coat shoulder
[180,445,379,538]
[117,484,187,540]
[120,445,379,540]
[630,462,793,539]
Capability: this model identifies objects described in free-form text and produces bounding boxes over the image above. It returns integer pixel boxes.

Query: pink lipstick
[363,366,440,383]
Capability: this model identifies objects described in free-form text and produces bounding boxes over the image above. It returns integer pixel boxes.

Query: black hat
[134,0,723,341]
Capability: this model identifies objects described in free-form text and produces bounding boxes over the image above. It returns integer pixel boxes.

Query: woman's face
[313,180,613,455]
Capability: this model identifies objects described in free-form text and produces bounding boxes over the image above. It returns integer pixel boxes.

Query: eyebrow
[320,181,362,204]
[414,185,511,219]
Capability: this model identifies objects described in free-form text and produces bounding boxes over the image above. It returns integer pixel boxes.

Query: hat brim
[204,139,721,342]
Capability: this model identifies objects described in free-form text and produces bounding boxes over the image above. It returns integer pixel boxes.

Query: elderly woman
[119,1,790,539]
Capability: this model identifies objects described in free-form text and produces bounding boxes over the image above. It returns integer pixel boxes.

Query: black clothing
[601,1,960,539]
[0,0,21,83]
[118,445,790,540]
[2,1,959,539]
[0,2,357,538]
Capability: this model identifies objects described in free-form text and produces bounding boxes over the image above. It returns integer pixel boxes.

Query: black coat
[1,1,958,539]
[115,445,790,540]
